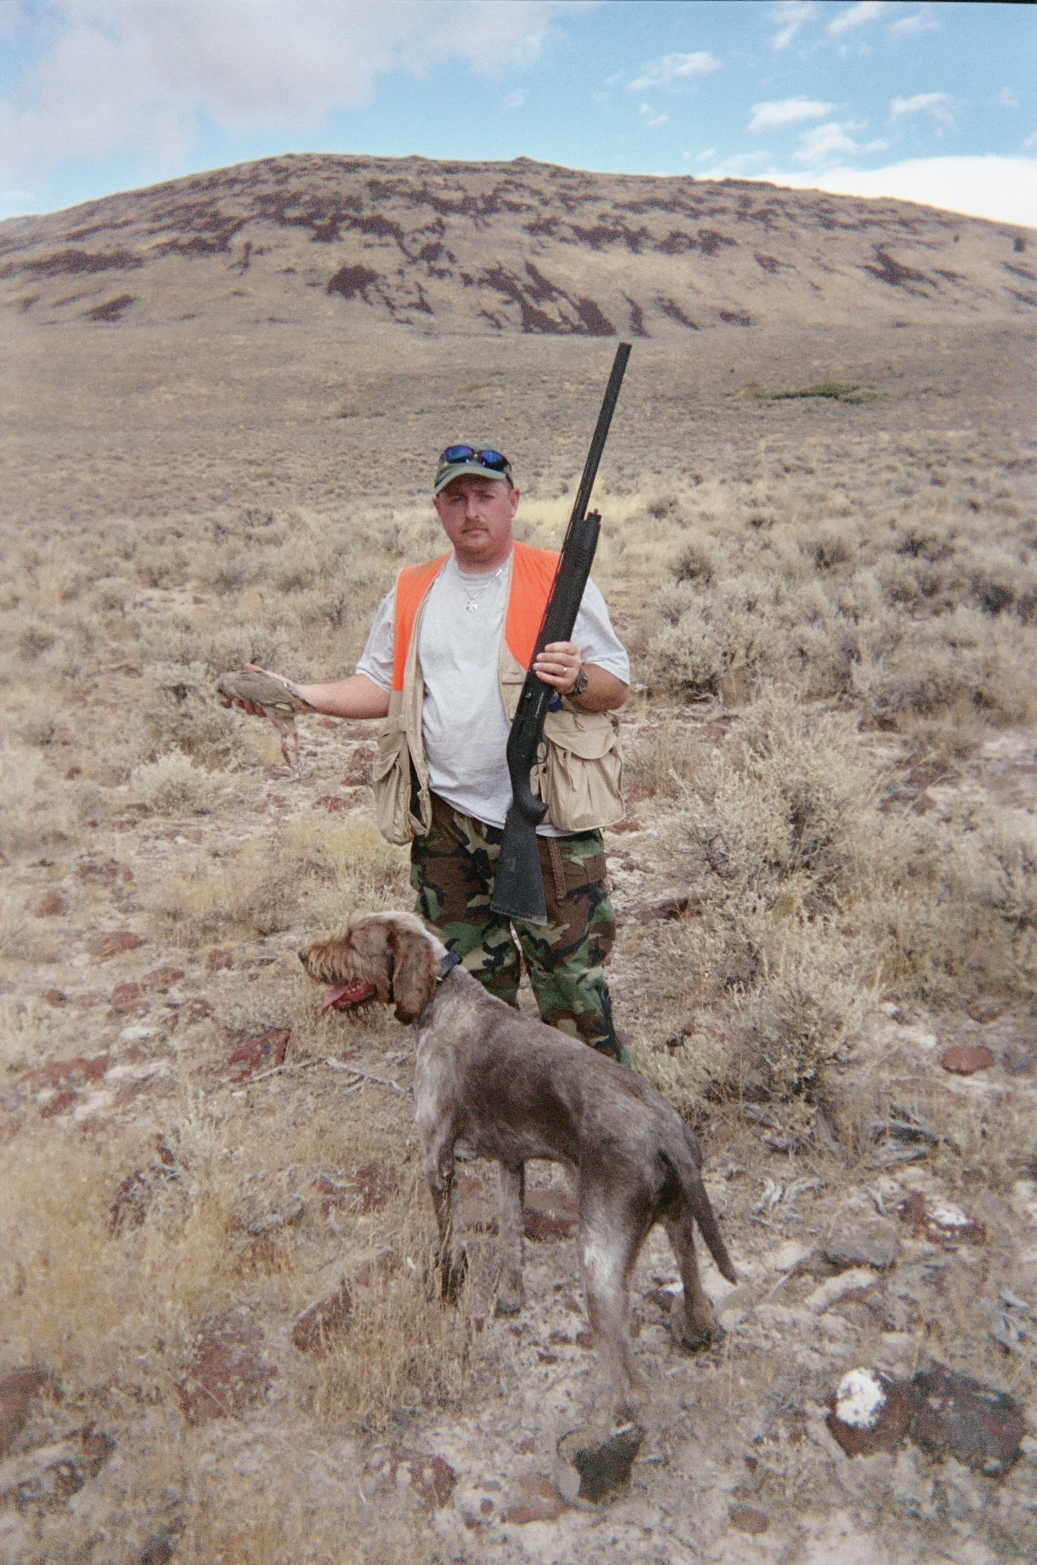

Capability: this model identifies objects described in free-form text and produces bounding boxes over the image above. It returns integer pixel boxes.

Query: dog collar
[438,951,462,982]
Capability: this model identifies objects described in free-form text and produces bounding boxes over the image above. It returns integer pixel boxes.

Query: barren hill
[2,153,1033,338]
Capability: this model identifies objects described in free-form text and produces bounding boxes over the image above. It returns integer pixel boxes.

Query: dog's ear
[388,923,438,1023]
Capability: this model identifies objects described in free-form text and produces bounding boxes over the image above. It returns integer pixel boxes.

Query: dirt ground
[2,160,1037,1564]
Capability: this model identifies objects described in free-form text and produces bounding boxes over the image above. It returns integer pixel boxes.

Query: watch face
[572,669,588,696]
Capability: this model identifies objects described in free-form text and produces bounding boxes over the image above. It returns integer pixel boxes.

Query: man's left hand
[533,641,583,695]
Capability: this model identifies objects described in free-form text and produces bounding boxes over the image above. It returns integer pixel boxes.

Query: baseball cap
[434,444,513,495]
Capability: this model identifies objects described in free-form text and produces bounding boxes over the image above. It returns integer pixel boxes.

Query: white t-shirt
[356,551,630,831]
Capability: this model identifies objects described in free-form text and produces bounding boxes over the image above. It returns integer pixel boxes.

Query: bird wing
[216,670,314,712]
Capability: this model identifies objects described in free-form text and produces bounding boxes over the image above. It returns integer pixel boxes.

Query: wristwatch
[568,668,588,697]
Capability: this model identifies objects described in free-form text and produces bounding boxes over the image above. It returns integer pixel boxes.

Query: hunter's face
[433,475,520,571]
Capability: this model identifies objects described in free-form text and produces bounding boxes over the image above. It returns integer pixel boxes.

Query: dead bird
[216,666,315,774]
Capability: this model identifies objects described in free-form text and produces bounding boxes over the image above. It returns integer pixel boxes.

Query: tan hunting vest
[371,541,625,845]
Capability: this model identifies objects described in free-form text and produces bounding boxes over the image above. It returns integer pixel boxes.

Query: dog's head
[298,911,441,1024]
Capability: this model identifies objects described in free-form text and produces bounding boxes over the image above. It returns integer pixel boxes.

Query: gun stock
[491,343,630,923]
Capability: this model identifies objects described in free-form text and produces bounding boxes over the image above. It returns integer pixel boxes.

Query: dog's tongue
[321,980,376,1015]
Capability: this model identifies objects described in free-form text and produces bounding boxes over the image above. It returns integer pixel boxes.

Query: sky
[1,0,1035,226]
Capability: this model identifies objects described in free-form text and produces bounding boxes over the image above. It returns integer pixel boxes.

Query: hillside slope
[2,153,1033,339]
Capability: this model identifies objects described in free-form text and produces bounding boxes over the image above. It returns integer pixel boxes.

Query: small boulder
[822,1221,900,1272]
[503,1472,568,1524]
[557,1423,644,1506]
[33,890,69,917]
[111,982,146,1016]
[292,1282,352,1353]
[827,1369,918,1457]
[941,1045,995,1076]
[226,1028,290,1081]
[911,1363,1025,1477]
[730,1504,769,1536]
[896,1191,986,1246]
[524,1187,578,1240]
[86,930,145,959]
[176,1312,276,1424]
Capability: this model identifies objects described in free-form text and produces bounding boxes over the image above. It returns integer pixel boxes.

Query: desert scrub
[131,751,226,814]
[651,692,1037,1118]
[0,743,78,854]
[144,812,409,944]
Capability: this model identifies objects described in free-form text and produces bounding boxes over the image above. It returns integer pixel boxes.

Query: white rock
[764,1239,812,1273]
[834,1369,886,1430]
[105,1059,169,1082]
[72,1090,115,1122]
[805,1268,877,1314]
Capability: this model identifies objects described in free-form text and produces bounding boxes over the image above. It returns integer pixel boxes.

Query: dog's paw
[678,1318,725,1353]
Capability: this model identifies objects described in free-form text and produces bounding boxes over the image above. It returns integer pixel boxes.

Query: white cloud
[826,2,887,39]
[746,156,1037,227]
[639,104,669,127]
[696,148,717,163]
[889,11,939,37]
[748,97,834,132]
[996,88,1019,111]
[504,90,527,111]
[628,52,720,92]
[0,0,595,181]
[890,92,954,126]
[795,121,860,165]
[768,2,816,52]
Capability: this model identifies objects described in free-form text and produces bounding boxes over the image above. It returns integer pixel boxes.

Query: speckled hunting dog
[298,911,736,1414]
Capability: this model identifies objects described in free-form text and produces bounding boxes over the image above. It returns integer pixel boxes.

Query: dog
[299,911,736,1414]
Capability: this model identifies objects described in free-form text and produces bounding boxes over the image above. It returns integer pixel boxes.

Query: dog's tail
[666,1145,737,1284]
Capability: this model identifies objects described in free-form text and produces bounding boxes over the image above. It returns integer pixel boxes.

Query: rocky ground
[3,679,1037,1564]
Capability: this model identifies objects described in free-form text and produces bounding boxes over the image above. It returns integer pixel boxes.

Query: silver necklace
[460,564,504,612]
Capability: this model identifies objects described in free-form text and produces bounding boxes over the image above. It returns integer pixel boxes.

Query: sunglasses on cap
[438,445,511,473]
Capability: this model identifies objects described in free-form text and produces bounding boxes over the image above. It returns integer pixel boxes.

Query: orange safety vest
[391,540,559,689]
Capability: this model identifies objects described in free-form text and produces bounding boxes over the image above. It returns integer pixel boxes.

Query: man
[235,444,630,1057]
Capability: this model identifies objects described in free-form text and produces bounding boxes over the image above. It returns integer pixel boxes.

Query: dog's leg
[662,1211,723,1350]
[422,1128,467,1304]
[494,1161,525,1317]
[578,1187,648,1419]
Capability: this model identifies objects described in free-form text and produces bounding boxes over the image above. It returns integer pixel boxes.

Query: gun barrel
[567,342,631,534]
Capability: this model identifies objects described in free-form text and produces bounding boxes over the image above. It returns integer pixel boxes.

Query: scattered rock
[86,930,145,959]
[207,948,233,971]
[503,1472,568,1524]
[138,1532,174,1565]
[353,1159,399,1212]
[557,1422,644,1505]
[362,1449,456,1512]
[39,1089,77,1119]
[940,1044,995,1075]
[827,1369,918,1456]
[176,1312,276,1424]
[0,1368,48,1458]
[967,1000,1009,1024]
[317,794,349,812]
[142,966,184,992]
[73,991,108,1010]
[896,1191,987,1246]
[111,981,146,1015]
[237,1192,304,1237]
[32,890,68,917]
[167,996,213,1028]
[524,1187,578,1240]
[632,891,695,922]
[605,815,642,834]
[78,859,132,887]
[226,1028,290,1081]
[0,1424,115,1512]
[911,1363,1025,1477]
[39,988,66,1006]
[822,1221,900,1272]
[730,1503,770,1535]
[30,1052,108,1089]
[292,1282,352,1353]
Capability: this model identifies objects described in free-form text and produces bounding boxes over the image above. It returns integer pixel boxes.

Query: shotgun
[490,342,631,924]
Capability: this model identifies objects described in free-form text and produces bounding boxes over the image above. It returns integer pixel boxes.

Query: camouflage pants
[411,793,619,1059]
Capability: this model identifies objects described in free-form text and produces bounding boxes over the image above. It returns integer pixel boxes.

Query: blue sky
[1,1,1035,224]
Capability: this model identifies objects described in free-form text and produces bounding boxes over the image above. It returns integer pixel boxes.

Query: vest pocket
[372,721,416,845]
[540,710,625,833]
